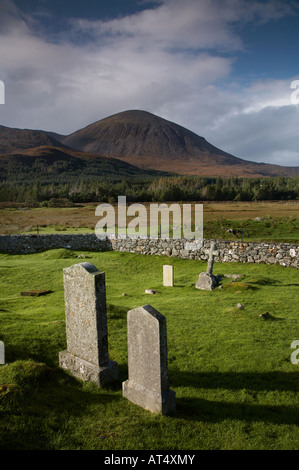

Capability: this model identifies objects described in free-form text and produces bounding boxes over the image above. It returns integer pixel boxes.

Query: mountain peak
[61,109,245,174]
[1,110,299,177]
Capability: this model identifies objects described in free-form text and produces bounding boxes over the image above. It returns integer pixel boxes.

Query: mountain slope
[0,125,68,154]
[60,110,299,177]
[1,110,299,178]
[61,110,243,166]
[0,145,171,183]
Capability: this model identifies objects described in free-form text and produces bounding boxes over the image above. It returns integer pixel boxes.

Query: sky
[1,0,299,166]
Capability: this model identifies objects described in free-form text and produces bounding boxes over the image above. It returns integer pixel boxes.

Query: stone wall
[0,234,107,254]
[0,234,298,268]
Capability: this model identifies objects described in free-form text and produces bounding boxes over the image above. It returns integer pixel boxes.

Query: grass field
[0,200,298,242]
[0,249,298,450]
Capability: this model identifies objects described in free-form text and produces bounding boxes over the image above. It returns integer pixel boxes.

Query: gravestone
[195,242,220,291]
[122,304,176,415]
[59,262,118,386]
[163,265,174,287]
[0,340,4,365]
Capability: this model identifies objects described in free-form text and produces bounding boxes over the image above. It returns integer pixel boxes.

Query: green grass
[14,216,299,243]
[203,216,299,243]
[1,201,298,243]
[22,225,94,234]
[0,249,298,450]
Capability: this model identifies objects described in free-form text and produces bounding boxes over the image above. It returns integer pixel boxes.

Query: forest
[0,175,298,204]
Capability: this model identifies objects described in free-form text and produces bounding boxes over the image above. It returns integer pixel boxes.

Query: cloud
[194,78,299,167]
[206,101,299,166]
[70,0,243,52]
[0,0,298,166]
[0,0,237,132]
[70,0,293,52]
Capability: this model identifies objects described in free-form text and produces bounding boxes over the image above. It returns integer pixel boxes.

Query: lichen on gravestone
[59,262,118,387]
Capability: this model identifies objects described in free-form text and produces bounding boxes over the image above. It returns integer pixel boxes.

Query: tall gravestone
[59,263,118,386]
[163,265,174,287]
[122,304,176,415]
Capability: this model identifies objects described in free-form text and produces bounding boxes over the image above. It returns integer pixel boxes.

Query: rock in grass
[20,290,53,296]
[237,303,244,309]
[145,289,158,295]
[259,311,270,320]
[195,272,217,291]
[223,274,245,281]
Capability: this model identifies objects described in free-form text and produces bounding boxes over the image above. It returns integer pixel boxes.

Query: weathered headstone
[59,262,118,386]
[0,340,4,365]
[195,242,220,291]
[122,304,176,415]
[163,265,174,287]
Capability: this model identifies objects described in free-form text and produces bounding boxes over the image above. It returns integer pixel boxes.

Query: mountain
[60,110,299,178]
[0,145,170,183]
[0,125,67,154]
[1,110,299,178]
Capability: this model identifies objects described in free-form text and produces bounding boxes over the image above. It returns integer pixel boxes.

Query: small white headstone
[163,265,174,287]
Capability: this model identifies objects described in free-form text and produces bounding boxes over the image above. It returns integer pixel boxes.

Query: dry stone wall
[0,234,298,268]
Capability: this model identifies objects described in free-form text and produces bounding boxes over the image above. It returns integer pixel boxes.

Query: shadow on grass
[170,369,299,393]
[0,368,123,450]
[176,396,299,426]
[246,277,280,286]
[171,370,299,426]
[246,277,299,288]
[107,303,127,320]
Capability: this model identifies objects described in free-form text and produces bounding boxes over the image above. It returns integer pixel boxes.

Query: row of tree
[0,176,298,204]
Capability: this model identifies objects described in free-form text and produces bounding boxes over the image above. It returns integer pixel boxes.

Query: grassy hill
[0,145,173,183]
